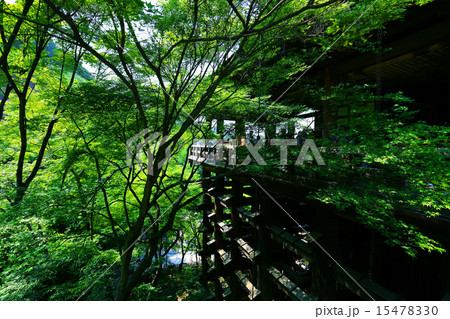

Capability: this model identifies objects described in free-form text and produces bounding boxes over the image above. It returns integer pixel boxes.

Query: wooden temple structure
[193,0,450,301]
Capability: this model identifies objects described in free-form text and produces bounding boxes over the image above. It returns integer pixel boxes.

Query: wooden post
[255,188,275,300]
[213,175,225,299]
[310,208,339,300]
[200,168,212,286]
[230,180,243,238]
[230,179,244,299]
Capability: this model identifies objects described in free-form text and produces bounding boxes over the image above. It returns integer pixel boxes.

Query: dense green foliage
[1,0,446,300]
[234,87,449,257]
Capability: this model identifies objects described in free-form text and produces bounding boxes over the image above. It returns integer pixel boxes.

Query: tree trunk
[179,233,185,270]
[115,251,132,300]
[13,184,28,206]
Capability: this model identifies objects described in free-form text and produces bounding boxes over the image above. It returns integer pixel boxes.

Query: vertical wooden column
[368,230,376,281]
[441,251,450,299]
[230,179,243,239]
[311,207,339,300]
[321,67,337,139]
[213,176,225,299]
[200,168,212,286]
[369,230,383,285]
[213,176,225,249]
[255,188,275,300]
[230,179,244,299]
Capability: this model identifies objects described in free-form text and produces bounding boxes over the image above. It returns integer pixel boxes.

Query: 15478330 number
[376,306,438,316]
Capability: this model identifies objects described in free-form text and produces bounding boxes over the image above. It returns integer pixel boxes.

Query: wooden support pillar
[369,231,384,285]
[213,177,225,249]
[368,230,376,281]
[230,179,244,299]
[321,67,338,139]
[213,176,225,299]
[310,208,340,300]
[441,250,450,299]
[230,180,243,238]
[201,168,212,286]
[255,190,276,300]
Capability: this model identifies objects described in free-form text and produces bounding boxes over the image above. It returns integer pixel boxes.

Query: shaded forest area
[0,0,448,300]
